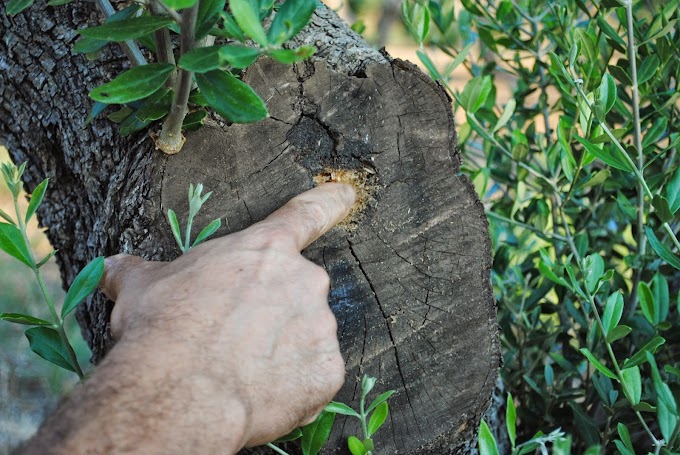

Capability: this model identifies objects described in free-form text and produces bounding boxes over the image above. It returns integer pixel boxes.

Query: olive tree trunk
[0,3,499,453]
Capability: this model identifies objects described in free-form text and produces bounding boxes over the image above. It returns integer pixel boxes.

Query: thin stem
[625,0,647,315]
[151,0,183,24]
[150,1,177,88]
[13,190,85,381]
[486,211,568,243]
[575,83,680,263]
[359,394,373,455]
[184,215,193,252]
[465,112,560,194]
[95,0,148,67]
[559,208,662,449]
[265,443,291,455]
[157,5,198,154]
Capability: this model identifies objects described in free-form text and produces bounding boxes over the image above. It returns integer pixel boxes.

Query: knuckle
[308,263,331,290]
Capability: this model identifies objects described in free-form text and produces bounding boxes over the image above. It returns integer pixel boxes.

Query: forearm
[20,339,248,455]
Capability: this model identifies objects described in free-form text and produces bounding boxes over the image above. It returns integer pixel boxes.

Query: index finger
[253,183,356,251]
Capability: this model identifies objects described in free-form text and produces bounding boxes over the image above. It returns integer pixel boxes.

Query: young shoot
[167,183,222,253]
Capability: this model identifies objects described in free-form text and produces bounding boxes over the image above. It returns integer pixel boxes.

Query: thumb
[99,254,153,302]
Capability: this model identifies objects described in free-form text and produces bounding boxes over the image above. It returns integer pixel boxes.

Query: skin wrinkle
[19,183,356,454]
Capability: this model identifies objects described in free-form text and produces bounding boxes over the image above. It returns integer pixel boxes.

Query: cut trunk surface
[1,4,498,453]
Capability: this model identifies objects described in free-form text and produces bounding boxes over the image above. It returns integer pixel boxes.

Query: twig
[625,0,646,316]
[157,5,198,154]
[151,1,176,87]
[95,0,148,67]
[151,0,183,24]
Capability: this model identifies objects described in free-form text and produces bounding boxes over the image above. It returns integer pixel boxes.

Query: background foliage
[403,0,680,452]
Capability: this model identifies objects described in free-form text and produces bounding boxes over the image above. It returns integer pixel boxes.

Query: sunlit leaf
[195,70,268,123]
[89,64,175,104]
[25,326,76,372]
[61,257,105,318]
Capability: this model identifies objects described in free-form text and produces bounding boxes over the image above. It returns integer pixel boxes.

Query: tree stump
[1,4,499,453]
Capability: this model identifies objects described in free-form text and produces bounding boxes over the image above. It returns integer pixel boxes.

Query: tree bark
[0,3,499,454]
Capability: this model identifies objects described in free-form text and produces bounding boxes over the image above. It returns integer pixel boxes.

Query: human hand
[97,182,355,451]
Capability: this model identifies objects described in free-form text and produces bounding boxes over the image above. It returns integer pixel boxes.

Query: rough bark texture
[1,3,499,454]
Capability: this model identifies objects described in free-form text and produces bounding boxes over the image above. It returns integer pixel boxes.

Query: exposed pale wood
[0,3,498,453]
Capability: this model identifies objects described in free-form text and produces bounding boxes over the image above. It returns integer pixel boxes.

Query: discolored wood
[159,58,499,454]
[1,3,498,454]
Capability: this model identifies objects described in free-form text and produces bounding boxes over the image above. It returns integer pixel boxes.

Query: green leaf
[576,135,633,172]
[6,0,34,15]
[78,16,174,42]
[666,167,680,214]
[272,428,302,443]
[366,402,388,437]
[161,0,197,9]
[107,106,134,123]
[324,401,361,418]
[0,222,34,267]
[652,273,669,323]
[219,11,246,41]
[25,326,76,372]
[617,423,633,451]
[622,336,666,369]
[219,45,262,68]
[417,50,442,81]
[119,113,152,137]
[606,325,632,343]
[268,46,315,64]
[460,76,492,114]
[621,366,642,405]
[0,207,15,225]
[548,52,575,88]
[61,257,105,318]
[46,0,74,5]
[665,365,680,379]
[347,436,367,455]
[492,98,516,133]
[366,390,396,413]
[197,0,226,39]
[645,226,680,270]
[646,352,677,413]
[84,101,109,126]
[229,0,268,46]
[192,219,221,247]
[580,348,617,380]
[267,0,317,45]
[642,117,668,149]
[183,109,208,131]
[658,398,676,442]
[179,46,223,73]
[89,63,175,104]
[637,56,659,84]
[602,291,623,336]
[167,209,183,251]
[135,89,173,122]
[583,253,604,294]
[506,393,516,448]
[652,195,673,223]
[633,402,656,412]
[638,281,656,326]
[361,375,377,400]
[300,411,335,455]
[598,74,616,116]
[477,419,499,455]
[195,70,268,123]
[25,179,48,224]
[0,313,52,326]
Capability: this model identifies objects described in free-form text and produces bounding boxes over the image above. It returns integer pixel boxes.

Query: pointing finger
[251,183,356,252]
[99,254,153,302]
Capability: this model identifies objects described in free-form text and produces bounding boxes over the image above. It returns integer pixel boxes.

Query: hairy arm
[20,183,355,455]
